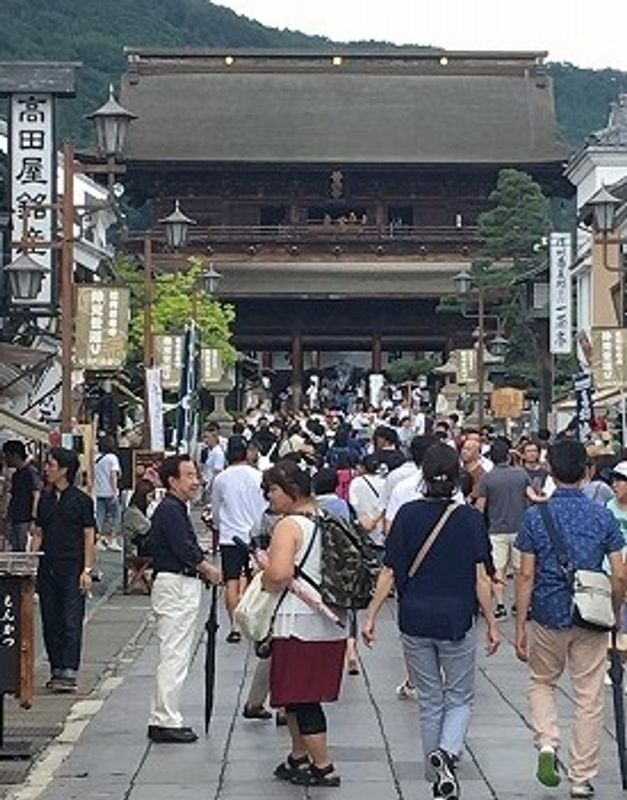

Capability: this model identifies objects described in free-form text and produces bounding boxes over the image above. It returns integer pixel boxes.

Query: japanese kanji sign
[549,233,572,355]
[200,348,224,386]
[11,93,55,305]
[153,335,184,390]
[74,286,130,370]
[455,349,477,384]
[0,580,21,694]
[591,328,627,390]
[490,387,525,419]
[573,372,594,443]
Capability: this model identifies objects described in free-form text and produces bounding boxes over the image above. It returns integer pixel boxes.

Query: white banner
[11,93,54,306]
[549,232,572,355]
[146,366,165,451]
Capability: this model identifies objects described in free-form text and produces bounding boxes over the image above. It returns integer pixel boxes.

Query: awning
[555,386,626,412]
[0,407,50,443]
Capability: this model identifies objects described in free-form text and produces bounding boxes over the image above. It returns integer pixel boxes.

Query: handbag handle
[408,503,457,578]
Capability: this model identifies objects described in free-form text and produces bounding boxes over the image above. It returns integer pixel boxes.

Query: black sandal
[290,762,341,787]
[274,753,309,781]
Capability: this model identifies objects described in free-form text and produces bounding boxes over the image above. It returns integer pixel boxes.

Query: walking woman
[262,461,347,787]
[362,443,499,800]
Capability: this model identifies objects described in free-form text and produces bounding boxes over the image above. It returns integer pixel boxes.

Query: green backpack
[298,511,380,610]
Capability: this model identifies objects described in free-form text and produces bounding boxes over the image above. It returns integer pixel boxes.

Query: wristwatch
[83,567,93,575]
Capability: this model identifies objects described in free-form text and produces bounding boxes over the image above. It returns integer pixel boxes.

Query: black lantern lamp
[86,84,137,160]
[5,252,50,301]
[159,200,197,250]
[587,184,621,234]
[453,269,473,295]
[489,334,510,359]
[201,263,222,296]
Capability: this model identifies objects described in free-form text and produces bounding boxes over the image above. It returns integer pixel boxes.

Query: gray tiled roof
[121,54,569,165]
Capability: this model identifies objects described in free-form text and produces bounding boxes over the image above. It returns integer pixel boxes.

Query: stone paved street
[6,590,627,800]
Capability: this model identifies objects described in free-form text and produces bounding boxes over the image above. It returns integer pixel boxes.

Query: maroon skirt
[270,637,346,707]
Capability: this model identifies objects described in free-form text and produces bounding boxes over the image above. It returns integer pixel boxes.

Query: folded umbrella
[204,522,220,733]
[608,629,627,790]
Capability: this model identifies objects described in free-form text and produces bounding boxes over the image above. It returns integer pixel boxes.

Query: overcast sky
[217,0,627,71]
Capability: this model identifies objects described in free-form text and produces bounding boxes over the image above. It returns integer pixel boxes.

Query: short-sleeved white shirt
[94,453,121,499]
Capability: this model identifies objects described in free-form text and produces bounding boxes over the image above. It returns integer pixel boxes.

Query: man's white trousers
[149,572,202,728]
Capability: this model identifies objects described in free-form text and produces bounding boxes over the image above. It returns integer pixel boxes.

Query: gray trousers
[10,521,30,551]
[246,657,271,707]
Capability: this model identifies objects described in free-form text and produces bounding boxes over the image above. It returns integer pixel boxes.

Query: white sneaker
[96,539,109,551]
[396,679,417,701]
[107,540,123,552]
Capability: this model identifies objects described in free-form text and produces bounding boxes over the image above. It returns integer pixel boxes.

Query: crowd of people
[2,395,627,799]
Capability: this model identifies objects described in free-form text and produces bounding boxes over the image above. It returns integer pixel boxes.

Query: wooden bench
[124,556,153,595]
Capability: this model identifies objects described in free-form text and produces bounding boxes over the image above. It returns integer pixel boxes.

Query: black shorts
[220,544,251,581]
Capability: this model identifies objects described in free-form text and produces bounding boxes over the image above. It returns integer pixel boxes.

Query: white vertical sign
[549,232,572,355]
[146,367,165,451]
[11,93,54,305]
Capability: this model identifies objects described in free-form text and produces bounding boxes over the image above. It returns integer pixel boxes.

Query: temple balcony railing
[195,223,479,245]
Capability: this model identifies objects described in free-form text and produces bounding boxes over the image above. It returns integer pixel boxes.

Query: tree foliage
[385,355,439,385]
[116,255,236,370]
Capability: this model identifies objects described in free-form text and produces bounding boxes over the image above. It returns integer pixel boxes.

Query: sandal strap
[288,753,309,768]
[311,763,335,778]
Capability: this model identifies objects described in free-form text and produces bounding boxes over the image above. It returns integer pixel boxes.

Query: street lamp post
[140,201,222,448]
[453,269,486,428]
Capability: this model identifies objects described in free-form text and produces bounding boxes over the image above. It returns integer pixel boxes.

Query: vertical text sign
[11,94,54,305]
[549,233,572,355]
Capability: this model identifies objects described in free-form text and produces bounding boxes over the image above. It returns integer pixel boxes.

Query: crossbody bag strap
[265,514,320,631]
[538,504,573,582]
[363,476,380,498]
[408,503,457,578]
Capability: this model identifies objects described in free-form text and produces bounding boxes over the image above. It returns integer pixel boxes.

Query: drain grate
[4,725,61,738]
[0,762,32,784]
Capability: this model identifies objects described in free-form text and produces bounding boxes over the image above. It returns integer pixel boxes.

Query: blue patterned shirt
[515,488,623,630]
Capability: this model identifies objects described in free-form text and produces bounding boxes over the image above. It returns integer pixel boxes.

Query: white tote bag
[233,573,282,642]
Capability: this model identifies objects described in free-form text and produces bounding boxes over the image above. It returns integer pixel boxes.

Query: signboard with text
[200,348,224,386]
[549,233,572,354]
[10,93,55,306]
[490,387,525,419]
[455,349,477,384]
[153,335,184,390]
[74,286,130,370]
[591,328,627,390]
[0,579,21,694]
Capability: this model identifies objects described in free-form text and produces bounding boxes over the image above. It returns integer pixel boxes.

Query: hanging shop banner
[573,372,593,443]
[10,93,55,306]
[153,335,184,390]
[200,348,223,386]
[490,387,525,419]
[549,233,572,355]
[74,286,130,370]
[455,349,477,384]
[145,366,165,452]
[591,328,627,390]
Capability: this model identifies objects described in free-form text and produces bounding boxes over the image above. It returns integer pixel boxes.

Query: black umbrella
[204,525,220,733]
[608,629,627,790]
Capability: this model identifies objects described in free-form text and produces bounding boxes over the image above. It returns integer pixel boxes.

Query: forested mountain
[0,0,626,148]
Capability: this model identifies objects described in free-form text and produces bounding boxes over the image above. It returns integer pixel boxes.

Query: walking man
[31,448,96,692]
[148,455,221,743]
[2,440,41,551]
[211,436,265,643]
[515,439,626,798]
[476,437,538,618]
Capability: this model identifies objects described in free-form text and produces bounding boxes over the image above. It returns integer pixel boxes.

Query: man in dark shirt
[148,454,221,744]
[31,447,96,693]
[3,440,41,551]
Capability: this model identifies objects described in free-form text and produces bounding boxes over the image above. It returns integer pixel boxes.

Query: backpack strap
[408,503,457,578]
[538,503,574,584]
[363,476,380,498]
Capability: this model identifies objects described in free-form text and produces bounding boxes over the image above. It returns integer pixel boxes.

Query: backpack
[299,510,380,610]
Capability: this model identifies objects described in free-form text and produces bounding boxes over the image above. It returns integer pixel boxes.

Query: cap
[611,461,627,480]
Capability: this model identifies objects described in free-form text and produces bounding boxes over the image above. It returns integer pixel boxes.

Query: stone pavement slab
[8,593,627,800]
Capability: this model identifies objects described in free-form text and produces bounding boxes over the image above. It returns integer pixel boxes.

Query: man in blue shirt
[515,440,626,799]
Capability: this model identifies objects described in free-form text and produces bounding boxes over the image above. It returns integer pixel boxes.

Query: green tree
[117,255,236,385]
[385,355,439,384]
[461,169,553,404]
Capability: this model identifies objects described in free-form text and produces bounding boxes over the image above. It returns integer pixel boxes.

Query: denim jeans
[96,496,120,536]
[401,625,477,775]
